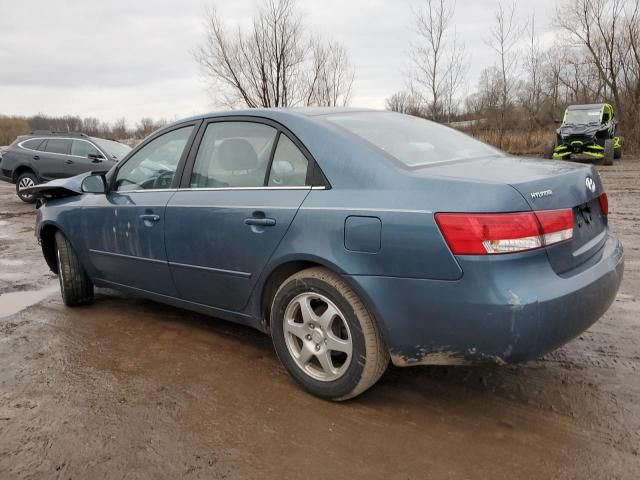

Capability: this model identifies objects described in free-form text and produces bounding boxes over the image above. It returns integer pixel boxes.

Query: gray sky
[0,0,560,125]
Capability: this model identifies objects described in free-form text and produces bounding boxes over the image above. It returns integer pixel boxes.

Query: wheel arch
[257,255,390,348]
[258,255,350,332]
[12,165,36,183]
[39,222,61,274]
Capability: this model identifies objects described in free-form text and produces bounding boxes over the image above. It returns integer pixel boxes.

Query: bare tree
[135,118,166,139]
[410,0,467,121]
[306,40,354,107]
[520,13,545,126]
[442,33,468,122]
[195,0,354,108]
[485,1,520,146]
[111,118,129,140]
[385,87,424,115]
[557,0,625,112]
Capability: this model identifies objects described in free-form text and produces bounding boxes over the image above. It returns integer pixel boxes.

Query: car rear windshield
[91,138,132,161]
[323,111,502,167]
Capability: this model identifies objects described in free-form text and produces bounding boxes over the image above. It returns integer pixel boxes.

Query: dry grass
[465,128,555,156]
[465,127,638,156]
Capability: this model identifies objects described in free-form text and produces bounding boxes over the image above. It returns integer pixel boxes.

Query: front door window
[115,126,194,191]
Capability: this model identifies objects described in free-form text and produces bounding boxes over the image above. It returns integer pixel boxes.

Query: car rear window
[21,139,45,151]
[323,111,502,167]
[44,139,71,155]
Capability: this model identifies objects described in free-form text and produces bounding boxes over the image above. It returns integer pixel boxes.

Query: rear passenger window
[190,122,277,188]
[45,139,71,155]
[267,134,309,186]
[21,139,44,151]
[71,140,99,157]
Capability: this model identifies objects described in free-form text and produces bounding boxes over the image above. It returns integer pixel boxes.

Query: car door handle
[65,159,73,164]
[139,214,160,222]
[33,155,40,160]
[244,217,276,227]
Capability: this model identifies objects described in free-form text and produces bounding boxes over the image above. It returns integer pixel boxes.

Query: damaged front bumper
[346,232,624,367]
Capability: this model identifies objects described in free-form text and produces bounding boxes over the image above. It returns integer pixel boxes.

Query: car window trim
[178,115,327,190]
[109,120,202,193]
[18,137,109,160]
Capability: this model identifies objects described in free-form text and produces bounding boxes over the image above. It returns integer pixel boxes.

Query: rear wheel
[603,139,614,165]
[55,231,94,306]
[270,267,388,401]
[15,171,38,203]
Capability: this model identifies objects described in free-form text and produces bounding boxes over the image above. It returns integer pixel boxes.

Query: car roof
[566,103,607,111]
[168,107,379,127]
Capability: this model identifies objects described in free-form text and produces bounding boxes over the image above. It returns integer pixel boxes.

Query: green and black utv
[544,103,623,165]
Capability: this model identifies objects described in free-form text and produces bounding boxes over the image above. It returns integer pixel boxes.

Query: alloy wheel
[283,292,353,382]
[18,176,35,190]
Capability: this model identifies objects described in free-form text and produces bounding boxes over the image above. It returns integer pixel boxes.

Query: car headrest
[218,138,258,171]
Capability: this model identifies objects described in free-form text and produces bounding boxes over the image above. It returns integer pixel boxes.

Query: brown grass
[465,128,555,156]
[465,127,638,156]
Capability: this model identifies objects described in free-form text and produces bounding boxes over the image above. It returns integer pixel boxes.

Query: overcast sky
[0,0,561,125]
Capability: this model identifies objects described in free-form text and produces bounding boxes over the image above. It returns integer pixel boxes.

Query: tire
[614,136,623,160]
[15,171,38,203]
[543,141,555,159]
[270,267,388,401]
[55,231,94,306]
[603,139,614,165]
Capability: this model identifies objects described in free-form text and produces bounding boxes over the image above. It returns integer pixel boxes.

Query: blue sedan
[28,109,624,400]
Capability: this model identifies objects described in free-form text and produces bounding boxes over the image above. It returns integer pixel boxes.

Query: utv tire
[270,267,389,401]
[55,231,94,306]
[15,171,38,203]
[603,139,614,166]
[543,141,555,159]
[614,137,623,160]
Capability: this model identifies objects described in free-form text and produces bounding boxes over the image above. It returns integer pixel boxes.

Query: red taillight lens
[435,209,574,255]
[598,193,608,215]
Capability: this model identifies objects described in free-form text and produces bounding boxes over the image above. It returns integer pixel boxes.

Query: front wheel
[614,136,623,160]
[55,231,94,306]
[15,172,38,203]
[543,141,555,159]
[270,267,388,401]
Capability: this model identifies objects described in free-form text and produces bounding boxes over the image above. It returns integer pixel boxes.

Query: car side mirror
[88,152,104,163]
[81,174,106,194]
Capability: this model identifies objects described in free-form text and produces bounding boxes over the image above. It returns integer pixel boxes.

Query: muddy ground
[0,160,639,479]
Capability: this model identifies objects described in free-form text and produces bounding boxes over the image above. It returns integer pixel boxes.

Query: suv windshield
[564,109,602,125]
[323,111,501,167]
[91,138,131,160]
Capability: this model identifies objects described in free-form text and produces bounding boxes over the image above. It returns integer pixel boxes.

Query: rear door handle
[65,159,73,164]
[139,214,160,222]
[244,217,276,227]
[33,155,40,160]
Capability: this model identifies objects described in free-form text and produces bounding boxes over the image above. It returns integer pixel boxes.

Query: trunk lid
[417,156,607,273]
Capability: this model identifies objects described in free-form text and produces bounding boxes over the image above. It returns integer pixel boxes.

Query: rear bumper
[346,232,624,366]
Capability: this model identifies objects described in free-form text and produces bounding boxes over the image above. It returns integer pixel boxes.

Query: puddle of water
[0,285,59,318]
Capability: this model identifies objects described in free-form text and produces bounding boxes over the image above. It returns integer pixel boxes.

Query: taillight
[598,193,608,215]
[435,209,574,255]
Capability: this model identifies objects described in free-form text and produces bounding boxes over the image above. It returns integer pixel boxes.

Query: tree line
[0,115,168,146]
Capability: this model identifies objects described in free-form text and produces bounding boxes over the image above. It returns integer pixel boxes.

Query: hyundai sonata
[26,109,624,400]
